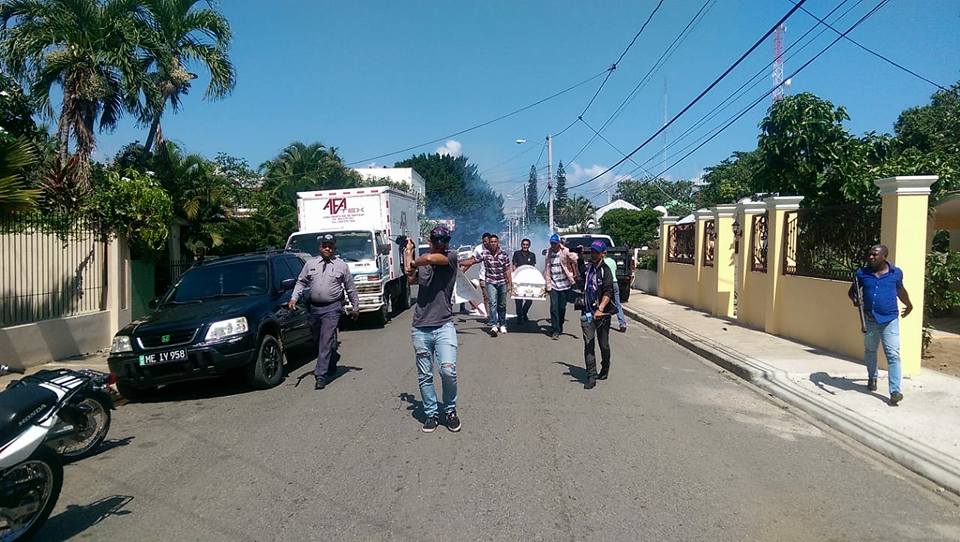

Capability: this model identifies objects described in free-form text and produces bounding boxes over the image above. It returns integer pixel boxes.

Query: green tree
[139,0,235,154]
[0,0,147,180]
[755,92,871,207]
[525,164,538,223]
[698,150,760,207]
[395,153,503,244]
[615,177,697,216]
[599,208,661,248]
[0,138,41,213]
[559,195,594,228]
[554,160,568,207]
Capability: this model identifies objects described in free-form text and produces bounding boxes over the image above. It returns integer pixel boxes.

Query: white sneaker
[490,325,499,336]
[500,325,508,334]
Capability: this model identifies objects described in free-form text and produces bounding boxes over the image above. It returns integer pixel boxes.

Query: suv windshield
[287,231,374,262]
[168,260,268,303]
[562,236,612,251]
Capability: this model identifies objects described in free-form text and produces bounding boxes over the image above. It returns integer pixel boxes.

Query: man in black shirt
[511,238,536,323]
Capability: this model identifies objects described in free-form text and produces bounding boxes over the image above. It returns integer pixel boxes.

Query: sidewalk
[623,292,960,495]
[0,350,110,388]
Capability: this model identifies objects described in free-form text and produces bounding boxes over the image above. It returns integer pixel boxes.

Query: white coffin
[511,265,546,301]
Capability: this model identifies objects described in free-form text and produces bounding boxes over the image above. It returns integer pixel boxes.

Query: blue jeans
[484,282,507,326]
[612,281,626,329]
[411,322,458,418]
[864,317,901,394]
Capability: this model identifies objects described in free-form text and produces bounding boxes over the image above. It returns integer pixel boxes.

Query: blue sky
[93,0,959,211]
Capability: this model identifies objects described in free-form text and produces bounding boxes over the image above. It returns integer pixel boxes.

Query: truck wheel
[397,281,411,311]
[374,290,393,327]
[116,380,152,402]
[246,334,285,389]
[618,281,632,302]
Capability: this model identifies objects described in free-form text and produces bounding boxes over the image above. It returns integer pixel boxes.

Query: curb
[623,304,960,497]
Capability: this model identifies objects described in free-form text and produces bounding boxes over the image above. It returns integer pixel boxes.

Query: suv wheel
[619,281,632,302]
[397,282,411,311]
[374,290,393,327]
[247,334,285,389]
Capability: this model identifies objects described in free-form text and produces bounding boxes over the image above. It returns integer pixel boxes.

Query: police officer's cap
[318,233,336,244]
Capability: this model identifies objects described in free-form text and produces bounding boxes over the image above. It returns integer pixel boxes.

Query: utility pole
[547,135,554,233]
[522,184,527,235]
[772,23,786,102]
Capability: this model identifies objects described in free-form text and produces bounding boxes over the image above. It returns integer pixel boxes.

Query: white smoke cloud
[566,162,630,192]
[435,140,463,157]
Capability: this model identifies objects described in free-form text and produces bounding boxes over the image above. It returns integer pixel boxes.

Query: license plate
[138,349,188,366]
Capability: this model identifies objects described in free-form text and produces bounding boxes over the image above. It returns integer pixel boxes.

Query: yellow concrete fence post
[734,201,767,320]
[658,216,678,299]
[876,176,937,377]
[763,196,804,335]
[712,205,737,318]
[693,209,713,312]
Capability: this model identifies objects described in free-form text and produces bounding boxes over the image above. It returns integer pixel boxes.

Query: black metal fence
[0,212,107,327]
[667,223,695,264]
[750,214,768,273]
[783,205,880,281]
[702,219,715,267]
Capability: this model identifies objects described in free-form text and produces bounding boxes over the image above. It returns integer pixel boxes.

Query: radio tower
[772,23,786,101]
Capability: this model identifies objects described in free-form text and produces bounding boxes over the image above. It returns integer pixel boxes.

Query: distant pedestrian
[405,226,462,433]
[580,240,616,390]
[463,234,512,335]
[511,238,536,323]
[289,234,360,391]
[602,250,627,332]
[848,244,914,406]
[544,233,578,340]
[462,233,492,313]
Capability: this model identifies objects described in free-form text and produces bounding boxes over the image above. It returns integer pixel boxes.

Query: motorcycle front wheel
[55,396,111,461]
[0,446,63,542]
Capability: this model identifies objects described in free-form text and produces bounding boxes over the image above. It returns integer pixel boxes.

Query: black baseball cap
[429,226,451,242]
[318,233,336,244]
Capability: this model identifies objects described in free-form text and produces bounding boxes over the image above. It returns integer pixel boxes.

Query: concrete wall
[739,271,768,330]
[661,261,698,307]
[633,270,657,294]
[0,311,111,367]
[775,276,865,361]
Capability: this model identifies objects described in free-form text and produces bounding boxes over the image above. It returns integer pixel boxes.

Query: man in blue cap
[404,226,463,432]
[543,233,578,339]
[580,239,616,390]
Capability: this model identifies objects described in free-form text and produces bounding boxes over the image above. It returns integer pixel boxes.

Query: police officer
[289,234,360,390]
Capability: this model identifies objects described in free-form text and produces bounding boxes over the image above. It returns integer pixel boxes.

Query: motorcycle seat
[0,384,58,448]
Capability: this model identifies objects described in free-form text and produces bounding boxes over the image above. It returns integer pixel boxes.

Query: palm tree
[0,138,41,213]
[0,0,147,181]
[560,195,596,229]
[140,0,235,154]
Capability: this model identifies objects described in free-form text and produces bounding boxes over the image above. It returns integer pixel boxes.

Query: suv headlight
[205,317,249,342]
[111,335,133,353]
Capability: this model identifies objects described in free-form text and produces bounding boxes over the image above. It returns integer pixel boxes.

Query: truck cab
[560,233,636,302]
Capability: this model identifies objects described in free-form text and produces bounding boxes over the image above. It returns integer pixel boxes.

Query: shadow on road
[555,361,588,385]
[809,371,889,403]
[39,495,134,542]
[75,436,135,463]
[292,365,363,388]
[399,392,426,423]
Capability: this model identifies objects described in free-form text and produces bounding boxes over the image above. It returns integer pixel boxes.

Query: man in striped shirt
[462,234,512,336]
[543,233,578,340]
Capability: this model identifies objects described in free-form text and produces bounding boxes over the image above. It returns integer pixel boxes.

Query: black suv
[108,251,313,399]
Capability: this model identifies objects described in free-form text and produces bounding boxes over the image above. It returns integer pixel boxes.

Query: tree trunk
[144,113,162,155]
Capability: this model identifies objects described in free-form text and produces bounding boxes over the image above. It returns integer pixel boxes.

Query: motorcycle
[0,365,114,541]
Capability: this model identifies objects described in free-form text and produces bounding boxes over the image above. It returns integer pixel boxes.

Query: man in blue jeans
[849,244,914,406]
[405,227,461,432]
[461,234,512,336]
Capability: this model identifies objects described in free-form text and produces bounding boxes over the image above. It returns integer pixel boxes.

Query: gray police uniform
[292,256,360,381]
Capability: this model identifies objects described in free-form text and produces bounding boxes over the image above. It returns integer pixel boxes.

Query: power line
[648,0,891,180]
[621,0,863,177]
[790,0,954,93]
[344,69,609,166]
[568,0,810,190]
[577,0,666,118]
[560,0,717,166]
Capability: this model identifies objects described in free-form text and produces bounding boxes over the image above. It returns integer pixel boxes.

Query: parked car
[457,245,474,260]
[107,250,313,400]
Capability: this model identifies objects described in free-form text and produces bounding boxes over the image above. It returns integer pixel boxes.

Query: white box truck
[285,186,420,325]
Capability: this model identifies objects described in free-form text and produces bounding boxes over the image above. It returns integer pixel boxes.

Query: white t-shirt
[473,244,486,281]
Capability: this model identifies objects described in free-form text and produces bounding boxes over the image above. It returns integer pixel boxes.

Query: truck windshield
[168,260,268,303]
[562,236,613,251]
[287,231,375,262]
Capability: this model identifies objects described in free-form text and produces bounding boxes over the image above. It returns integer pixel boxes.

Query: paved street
[43,302,960,541]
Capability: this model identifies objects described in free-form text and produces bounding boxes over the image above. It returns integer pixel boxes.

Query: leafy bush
[599,208,661,248]
[925,250,960,315]
[87,168,173,258]
[637,254,658,271]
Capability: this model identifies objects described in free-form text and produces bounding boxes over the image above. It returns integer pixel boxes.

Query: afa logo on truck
[323,197,367,223]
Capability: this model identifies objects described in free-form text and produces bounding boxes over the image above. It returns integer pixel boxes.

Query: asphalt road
[43,300,960,541]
